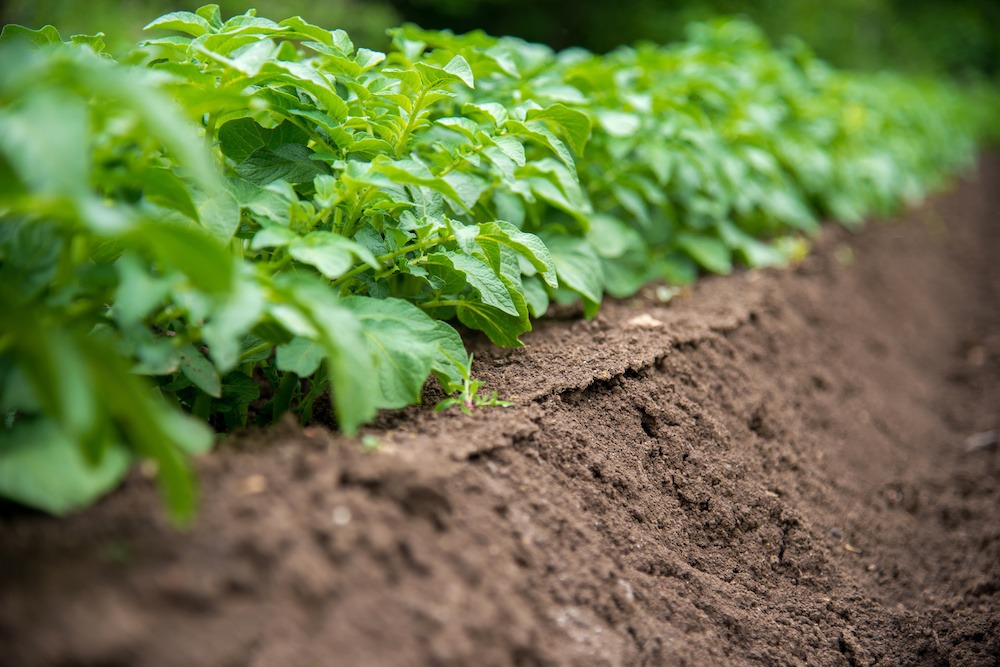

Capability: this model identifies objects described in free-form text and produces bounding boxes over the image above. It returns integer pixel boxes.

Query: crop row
[0,6,996,521]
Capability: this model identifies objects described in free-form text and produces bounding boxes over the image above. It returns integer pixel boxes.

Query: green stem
[331,232,456,290]
[418,298,466,309]
[240,341,274,362]
[152,306,185,327]
[394,87,429,157]
[283,116,337,155]
[272,371,299,421]
[436,146,480,177]
[192,392,213,421]
[204,112,218,152]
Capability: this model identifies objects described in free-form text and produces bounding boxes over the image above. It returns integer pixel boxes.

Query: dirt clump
[0,156,998,666]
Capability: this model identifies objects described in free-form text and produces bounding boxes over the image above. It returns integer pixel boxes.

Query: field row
[0,6,996,519]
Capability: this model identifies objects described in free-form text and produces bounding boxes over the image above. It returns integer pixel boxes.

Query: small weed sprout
[436,354,513,415]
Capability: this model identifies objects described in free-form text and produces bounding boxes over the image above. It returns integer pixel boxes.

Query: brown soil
[1,156,999,667]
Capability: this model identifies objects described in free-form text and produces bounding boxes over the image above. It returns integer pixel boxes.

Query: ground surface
[1,156,998,667]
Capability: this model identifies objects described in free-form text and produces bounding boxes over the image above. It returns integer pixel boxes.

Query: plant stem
[394,87,428,157]
[272,371,299,420]
[192,392,213,421]
[204,112,218,152]
[418,298,466,309]
[331,232,456,289]
[240,341,275,362]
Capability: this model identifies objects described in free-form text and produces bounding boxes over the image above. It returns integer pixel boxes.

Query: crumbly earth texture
[1,156,998,667]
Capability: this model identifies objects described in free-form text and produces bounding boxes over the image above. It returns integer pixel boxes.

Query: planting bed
[1,154,998,665]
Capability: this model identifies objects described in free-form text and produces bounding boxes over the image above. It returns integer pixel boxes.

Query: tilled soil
[1,156,998,667]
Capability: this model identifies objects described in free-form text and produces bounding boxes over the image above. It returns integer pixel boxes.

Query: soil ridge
[0,156,998,666]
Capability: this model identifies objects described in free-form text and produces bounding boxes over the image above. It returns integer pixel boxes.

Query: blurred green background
[3,0,998,77]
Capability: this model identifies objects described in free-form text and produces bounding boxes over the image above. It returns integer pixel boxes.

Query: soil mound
[1,157,998,666]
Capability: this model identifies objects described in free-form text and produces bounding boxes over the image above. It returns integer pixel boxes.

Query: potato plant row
[0,6,995,521]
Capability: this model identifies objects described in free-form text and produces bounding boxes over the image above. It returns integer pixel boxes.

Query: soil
[1,155,998,667]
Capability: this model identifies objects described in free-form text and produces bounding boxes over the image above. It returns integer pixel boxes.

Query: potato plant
[0,6,995,522]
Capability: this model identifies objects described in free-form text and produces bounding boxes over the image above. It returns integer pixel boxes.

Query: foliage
[1,0,400,54]
[0,6,995,522]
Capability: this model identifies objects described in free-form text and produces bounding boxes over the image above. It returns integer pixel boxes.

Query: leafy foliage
[0,7,996,521]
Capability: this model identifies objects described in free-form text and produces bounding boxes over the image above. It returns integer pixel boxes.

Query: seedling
[436,355,513,416]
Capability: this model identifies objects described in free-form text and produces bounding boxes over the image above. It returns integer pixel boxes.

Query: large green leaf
[542,235,604,317]
[414,55,475,89]
[677,232,734,275]
[454,273,532,347]
[0,419,131,515]
[178,344,222,398]
[218,119,310,163]
[274,276,378,434]
[476,221,558,288]
[526,104,592,155]
[144,11,214,37]
[276,337,325,377]
[341,297,436,408]
[288,231,380,280]
[236,144,332,186]
[424,251,518,315]
[129,221,233,293]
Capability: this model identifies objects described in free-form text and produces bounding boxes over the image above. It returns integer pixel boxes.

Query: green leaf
[218,119,310,164]
[236,144,332,186]
[276,337,325,376]
[274,277,378,434]
[341,297,439,408]
[586,214,633,259]
[677,233,733,275]
[542,235,604,317]
[144,11,214,36]
[476,221,558,288]
[463,102,508,127]
[202,268,265,371]
[113,253,173,326]
[196,5,224,29]
[518,158,591,223]
[251,225,298,249]
[454,274,531,347]
[506,119,577,176]
[232,178,294,224]
[521,274,550,318]
[425,251,518,315]
[154,407,214,456]
[0,419,130,515]
[219,371,260,410]
[426,320,468,391]
[130,221,233,293]
[437,116,479,140]
[717,220,788,268]
[288,231,380,279]
[142,167,200,220]
[0,90,89,198]
[374,160,480,211]
[595,110,641,138]
[178,344,222,398]
[526,104,592,155]
[0,24,62,46]
[265,61,349,121]
[194,186,241,242]
[415,55,475,89]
